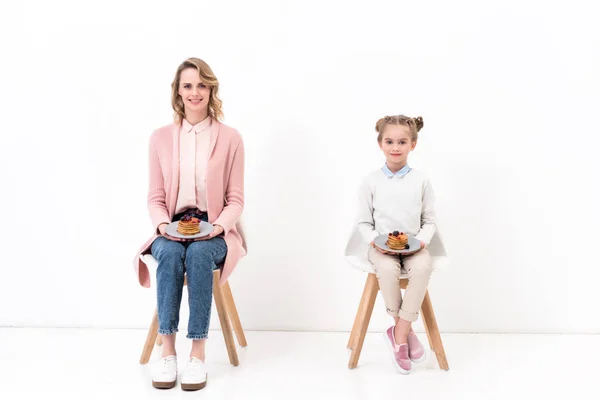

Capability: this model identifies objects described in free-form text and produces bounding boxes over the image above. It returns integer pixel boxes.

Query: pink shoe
[407,331,427,363]
[383,326,411,374]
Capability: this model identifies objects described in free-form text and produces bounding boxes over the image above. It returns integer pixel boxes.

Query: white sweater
[357,166,436,246]
[345,165,447,272]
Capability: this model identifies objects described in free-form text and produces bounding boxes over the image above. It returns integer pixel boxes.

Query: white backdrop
[1,0,599,334]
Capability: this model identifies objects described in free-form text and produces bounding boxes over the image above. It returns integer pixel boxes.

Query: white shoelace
[160,356,176,372]
[187,358,203,376]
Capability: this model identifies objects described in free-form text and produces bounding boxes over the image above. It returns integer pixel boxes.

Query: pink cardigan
[133,120,247,288]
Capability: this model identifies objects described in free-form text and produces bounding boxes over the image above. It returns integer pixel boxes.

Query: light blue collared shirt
[381,163,412,178]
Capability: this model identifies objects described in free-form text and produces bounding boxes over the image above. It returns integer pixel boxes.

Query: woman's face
[178,68,211,116]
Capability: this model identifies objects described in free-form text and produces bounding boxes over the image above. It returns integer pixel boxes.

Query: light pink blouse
[174,116,213,214]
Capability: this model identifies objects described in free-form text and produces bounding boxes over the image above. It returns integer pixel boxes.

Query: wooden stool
[347,273,449,370]
[139,255,247,366]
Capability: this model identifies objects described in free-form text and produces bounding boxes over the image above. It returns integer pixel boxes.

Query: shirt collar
[382,163,411,178]
[182,116,212,133]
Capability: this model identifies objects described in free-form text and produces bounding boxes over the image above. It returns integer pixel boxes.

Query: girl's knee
[407,261,432,276]
[374,261,401,275]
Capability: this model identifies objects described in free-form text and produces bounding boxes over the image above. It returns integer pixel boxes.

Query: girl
[345,115,440,374]
[133,58,246,390]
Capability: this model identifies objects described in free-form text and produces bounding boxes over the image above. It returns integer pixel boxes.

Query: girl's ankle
[394,333,408,345]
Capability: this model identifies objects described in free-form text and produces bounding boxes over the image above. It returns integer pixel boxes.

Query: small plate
[373,234,421,254]
[165,220,214,240]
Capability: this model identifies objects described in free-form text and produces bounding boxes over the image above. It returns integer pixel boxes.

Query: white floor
[0,328,598,399]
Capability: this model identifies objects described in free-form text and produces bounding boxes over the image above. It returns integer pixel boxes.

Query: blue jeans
[151,213,227,340]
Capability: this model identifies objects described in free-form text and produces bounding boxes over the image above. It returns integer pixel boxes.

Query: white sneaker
[181,357,207,391]
[151,355,178,389]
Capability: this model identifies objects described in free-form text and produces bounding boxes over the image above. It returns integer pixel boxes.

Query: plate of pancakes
[165,216,214,240]
[373,231,421,254]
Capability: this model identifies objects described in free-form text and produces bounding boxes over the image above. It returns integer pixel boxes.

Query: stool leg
[347,275,371,350]
[421,291,449,370]
[348,273,379,369]
[421,313,435,350]
[156,334,163,346]
[213,272,240,366]
[222,280,247,347]
[140,307,159,364]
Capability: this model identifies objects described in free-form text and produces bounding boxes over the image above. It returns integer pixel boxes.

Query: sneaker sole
[181,381,207,391]
[152,380,176,389]
[381,332,410,375]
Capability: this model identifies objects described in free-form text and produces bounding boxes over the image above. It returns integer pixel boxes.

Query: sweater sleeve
[147,134,171,233]
[356,177,379,244]
[414,178,437,245]
[213,137,245,235]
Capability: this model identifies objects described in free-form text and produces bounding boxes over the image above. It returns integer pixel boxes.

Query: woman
[133,57,246,391]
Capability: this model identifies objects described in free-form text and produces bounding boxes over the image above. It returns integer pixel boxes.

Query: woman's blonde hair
[375,115,424,142]
[171,57,223,122]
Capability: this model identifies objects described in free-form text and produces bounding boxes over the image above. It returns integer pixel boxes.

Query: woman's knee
[185,239,226,266]
[152,237,185,263]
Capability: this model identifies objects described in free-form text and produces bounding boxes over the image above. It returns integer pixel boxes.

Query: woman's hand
[159,222,185,242]
[193,224,224,241]
[210,224,224,238]
[158,223,168,236]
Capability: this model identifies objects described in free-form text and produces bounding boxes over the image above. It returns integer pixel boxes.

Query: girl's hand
[193,224,224,241]
[370,241,396,255]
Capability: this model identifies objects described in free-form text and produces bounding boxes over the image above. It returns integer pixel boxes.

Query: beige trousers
[367,247,432,322]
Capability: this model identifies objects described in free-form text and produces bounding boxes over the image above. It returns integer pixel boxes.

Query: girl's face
[178,68,211,116]
[379,124,416,168]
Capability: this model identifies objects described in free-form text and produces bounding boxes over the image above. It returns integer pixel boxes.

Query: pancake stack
[177,216,201,235]
[386,231,409,250]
